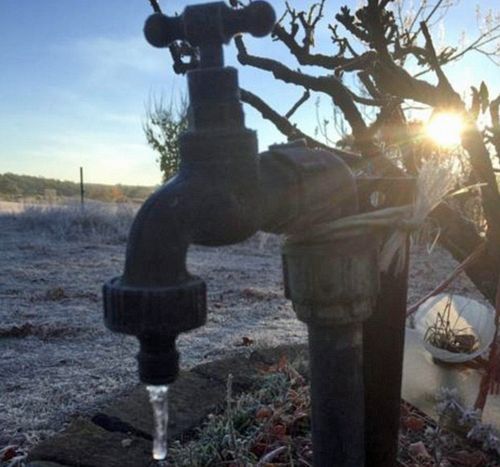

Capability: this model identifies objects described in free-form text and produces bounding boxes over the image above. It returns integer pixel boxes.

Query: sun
[425,112,464,148]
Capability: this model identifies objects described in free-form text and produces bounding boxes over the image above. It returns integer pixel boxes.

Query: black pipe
[308,323,365,466]
[282,234,380,467]
[364,258,409,466]
[360,177,414,467]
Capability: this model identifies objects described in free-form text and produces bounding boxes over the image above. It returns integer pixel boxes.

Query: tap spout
[103,64,260,385]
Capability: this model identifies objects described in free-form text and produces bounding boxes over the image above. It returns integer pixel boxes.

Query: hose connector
[103,276,206,385]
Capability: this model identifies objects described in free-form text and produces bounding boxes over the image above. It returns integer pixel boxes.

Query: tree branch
[145,0,199,74]
[285,89,310,119]
[240,88,328,150]
[273,23,350,70]
[488,96,500,162]
[235,36,371,146]
[148,0,162,13]
[240,88,363,168]
[420,21,455,95]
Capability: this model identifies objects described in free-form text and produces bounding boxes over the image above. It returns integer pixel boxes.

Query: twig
[285,90,310,119]
[145,0,199,74]
[235,36,369,143]
[148,0,162,14]
[407,243,486,317]
[225,373,239,457]
[240,88,330,151]
[420,21,455,95]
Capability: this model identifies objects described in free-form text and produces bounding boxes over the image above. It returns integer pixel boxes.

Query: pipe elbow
[102,175,207,384]
[122,176,191,288]
[258,141,359,234]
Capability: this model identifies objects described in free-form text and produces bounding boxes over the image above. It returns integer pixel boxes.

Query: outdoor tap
[103,1,276,386]
[100,3,389,466]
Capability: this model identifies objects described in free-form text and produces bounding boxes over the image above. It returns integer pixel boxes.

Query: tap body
[103,65,359,382]
[103,34,361,383]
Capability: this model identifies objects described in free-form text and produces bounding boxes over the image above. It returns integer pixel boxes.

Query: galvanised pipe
[308,323,365,466]
[283,234,380,467]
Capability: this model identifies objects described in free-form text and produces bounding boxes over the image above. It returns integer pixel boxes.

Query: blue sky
[0,1,498,186]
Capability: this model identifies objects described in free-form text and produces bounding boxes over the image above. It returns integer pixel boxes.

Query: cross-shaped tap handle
[144,1,275,49]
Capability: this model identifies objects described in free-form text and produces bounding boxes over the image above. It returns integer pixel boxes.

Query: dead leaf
[271,424,287,439]
[255,406,273,420]
[402,416,425,432]
[1,446,17,462]
[235,336,254,347]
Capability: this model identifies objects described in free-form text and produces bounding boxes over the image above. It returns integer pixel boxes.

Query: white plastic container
[413,293,496,363]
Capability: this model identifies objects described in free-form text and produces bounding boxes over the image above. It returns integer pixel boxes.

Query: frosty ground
[0,202,488,451]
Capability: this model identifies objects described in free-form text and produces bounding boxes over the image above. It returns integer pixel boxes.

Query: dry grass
[168,360,500,467]
[3,202,136,244]
[0,201,490,462]
[169,357,312,466]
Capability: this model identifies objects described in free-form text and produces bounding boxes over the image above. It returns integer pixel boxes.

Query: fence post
[80,167,85,207]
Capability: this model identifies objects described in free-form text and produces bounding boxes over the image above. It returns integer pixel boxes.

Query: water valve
[144,1,276,67]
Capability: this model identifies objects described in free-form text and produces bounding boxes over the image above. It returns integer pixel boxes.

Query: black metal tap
[101,3,404,466]
[103,1,276,386]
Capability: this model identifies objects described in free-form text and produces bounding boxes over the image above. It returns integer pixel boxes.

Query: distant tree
[0,173,22,198]
[143,98,188,181]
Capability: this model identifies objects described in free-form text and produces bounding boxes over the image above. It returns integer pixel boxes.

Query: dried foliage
[424,295,479,354]
[4,203,136,244]
[166,359,500,466]
[169,357,312,466]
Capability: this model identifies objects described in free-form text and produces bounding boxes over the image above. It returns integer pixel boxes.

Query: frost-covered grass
[169,358,312,466]
[169,362,500,466]
[3,202,136,244]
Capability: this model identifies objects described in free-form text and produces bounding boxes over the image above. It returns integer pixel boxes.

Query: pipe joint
[282,233,380,326]
[259,140,360,234]
[103,276,206,384]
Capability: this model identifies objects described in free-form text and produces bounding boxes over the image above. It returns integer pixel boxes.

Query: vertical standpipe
[283,233,379,467]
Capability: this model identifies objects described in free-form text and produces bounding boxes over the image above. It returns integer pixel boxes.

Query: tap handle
[144,1,275,48]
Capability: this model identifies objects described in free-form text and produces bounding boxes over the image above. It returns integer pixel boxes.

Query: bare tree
[234,0,500,303]
[148,0,500,303]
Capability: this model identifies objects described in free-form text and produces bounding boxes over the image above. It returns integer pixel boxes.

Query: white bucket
[413,293,495,363]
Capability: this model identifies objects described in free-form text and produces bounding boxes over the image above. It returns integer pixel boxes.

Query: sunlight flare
[426,112,464,148]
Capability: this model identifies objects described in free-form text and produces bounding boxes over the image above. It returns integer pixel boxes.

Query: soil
[0,208,490,452]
